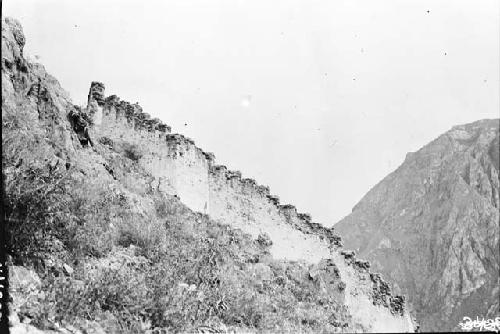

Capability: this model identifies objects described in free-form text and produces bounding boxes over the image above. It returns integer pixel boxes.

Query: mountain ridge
[335,118,500,331]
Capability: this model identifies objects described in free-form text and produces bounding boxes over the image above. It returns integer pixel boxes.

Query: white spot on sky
[241,95,252,108]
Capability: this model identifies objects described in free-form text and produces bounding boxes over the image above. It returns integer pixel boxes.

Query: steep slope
[2,17,416,333]
[335,119,500,331]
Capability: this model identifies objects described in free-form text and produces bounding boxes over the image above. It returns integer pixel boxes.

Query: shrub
[33,260,149,332]
[98,136,114,147]
[256,233,273,247]
[3,106,75,267]
[153,196,176,219]
[116,216,165,251]
[121,142,143,161]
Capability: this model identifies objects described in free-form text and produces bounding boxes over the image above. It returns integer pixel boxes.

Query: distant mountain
[335,119,500,331]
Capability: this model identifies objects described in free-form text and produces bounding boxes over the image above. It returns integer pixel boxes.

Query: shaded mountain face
[335,119,500,331]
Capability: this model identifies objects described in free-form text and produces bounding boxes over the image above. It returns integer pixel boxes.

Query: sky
[4,0,499,226]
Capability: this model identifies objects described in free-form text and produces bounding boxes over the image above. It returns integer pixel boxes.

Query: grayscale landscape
[2,1,499,333]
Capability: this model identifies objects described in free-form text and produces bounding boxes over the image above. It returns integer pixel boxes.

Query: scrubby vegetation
[120,142,144,162]
[4,107,351,333]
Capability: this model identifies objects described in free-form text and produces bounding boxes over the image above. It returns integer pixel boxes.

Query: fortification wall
[207,164,415,332]
[208,164,341,260]
[88,82,213,213]
[86,82,416,332]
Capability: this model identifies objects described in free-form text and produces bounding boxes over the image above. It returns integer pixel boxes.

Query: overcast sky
[4,0,499,226]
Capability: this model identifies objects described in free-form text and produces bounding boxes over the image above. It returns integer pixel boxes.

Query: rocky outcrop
[2,17,77,162]
[68,107,93,146]
[335,119,500,331]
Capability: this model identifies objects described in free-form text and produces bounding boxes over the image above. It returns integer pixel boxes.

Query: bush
[98,136,114,147]
[256,233,273,247]
[3,106,75,267]
[33,260,150,332]
[116,216,165,251]
[121,142,143,161]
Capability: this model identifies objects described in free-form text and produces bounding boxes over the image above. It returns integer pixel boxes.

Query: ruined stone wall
[208,164,341,260]
[87,82,416,332]
[88,83,212,213]
[207,164,416,332]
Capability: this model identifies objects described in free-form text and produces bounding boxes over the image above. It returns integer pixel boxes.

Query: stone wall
[87,82,417,332]
[208,164,341,260]
[88,83,213,213]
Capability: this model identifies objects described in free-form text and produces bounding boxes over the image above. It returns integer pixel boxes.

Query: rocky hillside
[2,17,416,333]
[335,119,500,331]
